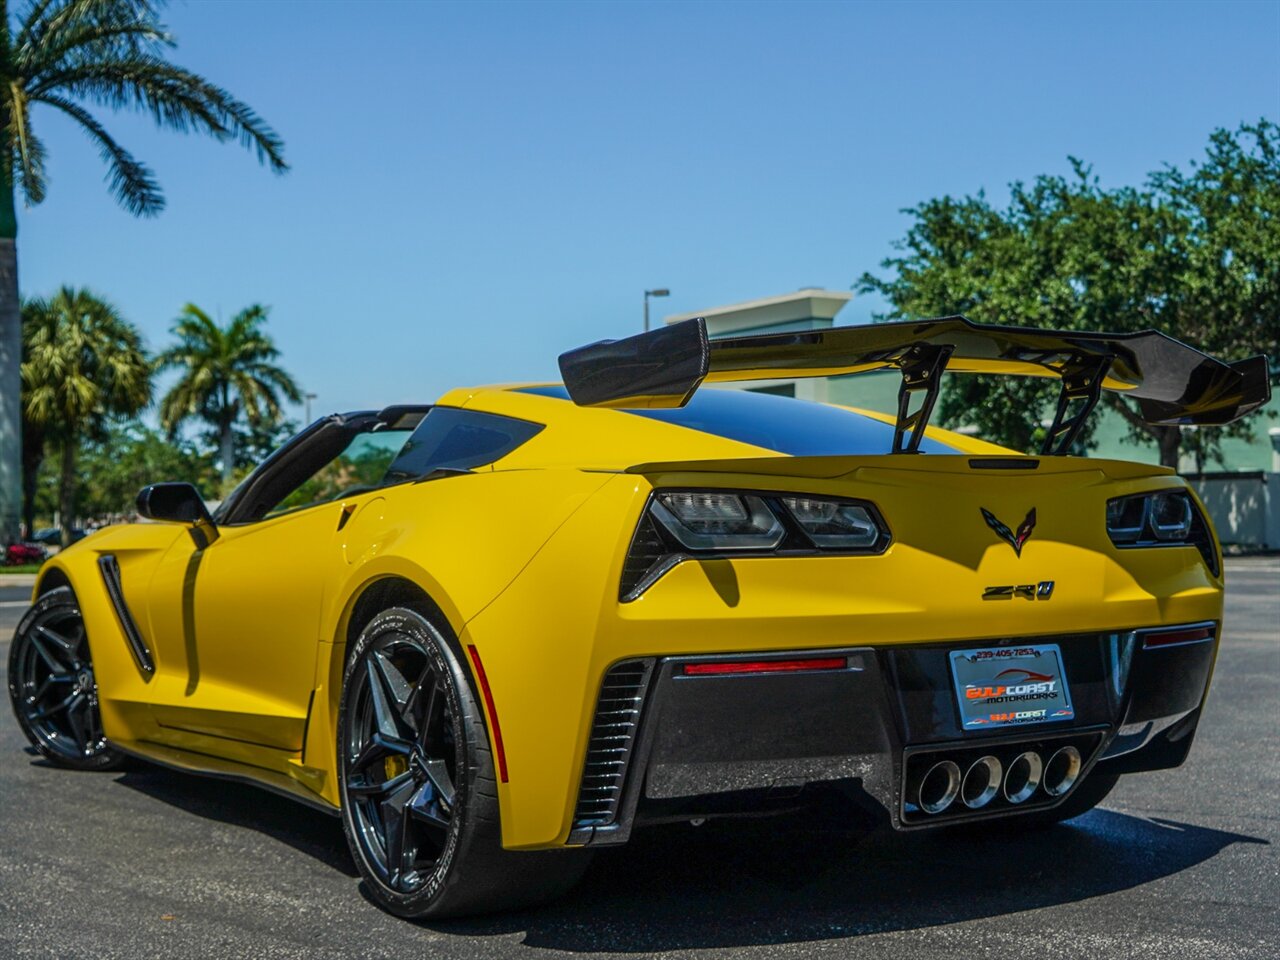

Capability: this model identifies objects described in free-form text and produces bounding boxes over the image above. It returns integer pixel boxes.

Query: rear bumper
[567,624,1219,845]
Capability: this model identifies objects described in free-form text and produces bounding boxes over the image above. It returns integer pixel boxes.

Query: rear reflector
[1142,626,1215,650]
[682,657,847,677]
[466,644,509,782]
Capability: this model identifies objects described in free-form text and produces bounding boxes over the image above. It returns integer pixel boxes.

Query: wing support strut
[1039,355,1112,456]
[892,344,954,454]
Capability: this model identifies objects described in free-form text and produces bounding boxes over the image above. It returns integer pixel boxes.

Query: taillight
[651,492,784,550]
[780,496,881,549]
[1105,489,1218,575]
[620,489,890,601]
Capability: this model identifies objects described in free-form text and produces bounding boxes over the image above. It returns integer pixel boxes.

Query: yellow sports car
[7,317,1269,918]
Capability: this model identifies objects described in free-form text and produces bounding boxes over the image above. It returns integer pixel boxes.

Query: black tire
[337,606,591,919]
[8,586,125,771]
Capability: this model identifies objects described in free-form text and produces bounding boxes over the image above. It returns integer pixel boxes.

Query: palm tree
[158,303,301,489]
[21,286,150,543]
[0,0,287,544]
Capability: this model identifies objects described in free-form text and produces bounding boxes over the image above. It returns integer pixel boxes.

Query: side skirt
[112,739,340,817]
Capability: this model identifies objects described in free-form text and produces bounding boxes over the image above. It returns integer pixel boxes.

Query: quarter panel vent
[573,659,655,827]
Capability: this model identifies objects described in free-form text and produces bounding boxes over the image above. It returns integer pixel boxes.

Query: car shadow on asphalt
[108,760,1266,952]
[111,763,360,878]
[426,808,1268,953]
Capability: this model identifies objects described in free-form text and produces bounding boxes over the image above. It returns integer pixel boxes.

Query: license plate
[950,644,1075,730]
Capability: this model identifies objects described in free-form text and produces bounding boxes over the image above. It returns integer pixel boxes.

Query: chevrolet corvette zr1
[7,316,1268,918]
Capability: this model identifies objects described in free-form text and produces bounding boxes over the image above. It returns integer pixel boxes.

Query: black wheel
[8,586,125,770]
[337,606,590,918]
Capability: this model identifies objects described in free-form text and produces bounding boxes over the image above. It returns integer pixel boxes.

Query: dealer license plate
[950,644,1074,730]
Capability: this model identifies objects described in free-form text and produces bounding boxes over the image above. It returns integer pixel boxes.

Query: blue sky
[17,0,1280,420]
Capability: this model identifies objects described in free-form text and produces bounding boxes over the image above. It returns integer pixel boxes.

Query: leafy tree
[72,417,215,518]
[0,0,288,544]
[157,303,301,490]
[857,121,1280,467]
[20,286,150,542]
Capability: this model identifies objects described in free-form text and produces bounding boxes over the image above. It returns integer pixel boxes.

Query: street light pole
[304,392,317,423]
[643,288,670,332]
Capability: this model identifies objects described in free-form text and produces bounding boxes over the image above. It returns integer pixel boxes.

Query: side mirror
[136,483,219,548]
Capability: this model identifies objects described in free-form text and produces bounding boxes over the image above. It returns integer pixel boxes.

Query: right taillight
[1105,489,1218,575]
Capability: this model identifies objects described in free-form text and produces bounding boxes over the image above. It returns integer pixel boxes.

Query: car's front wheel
[337,606,590,918]
[8,586,125,770]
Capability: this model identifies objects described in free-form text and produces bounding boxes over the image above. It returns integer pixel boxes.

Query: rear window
[384,407,544,481]
[517,385,957,456]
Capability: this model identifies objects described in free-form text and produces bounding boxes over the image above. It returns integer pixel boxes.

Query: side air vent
[573,659,655,827]
[98,554,155,677]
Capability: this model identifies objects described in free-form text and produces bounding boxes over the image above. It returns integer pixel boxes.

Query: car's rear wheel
[338,606,590,918]
[8,586,125,770]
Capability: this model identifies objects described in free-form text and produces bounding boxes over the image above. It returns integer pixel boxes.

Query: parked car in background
[32,528,87,548]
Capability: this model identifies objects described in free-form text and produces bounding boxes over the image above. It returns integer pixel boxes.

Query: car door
[141,414,417,766]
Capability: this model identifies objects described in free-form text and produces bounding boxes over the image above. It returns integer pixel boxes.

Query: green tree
[0,0,288,544]
[72,417,215,518]
[21,286,150,542]
[157,303,301,489]
[857,121,1280,467]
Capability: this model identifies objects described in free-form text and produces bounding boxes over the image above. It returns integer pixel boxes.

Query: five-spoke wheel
[343,629,460,892]
[8,586,124,770]
[338,606,590,918]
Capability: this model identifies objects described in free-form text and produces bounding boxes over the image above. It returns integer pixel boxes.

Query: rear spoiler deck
[558,316,1271,455]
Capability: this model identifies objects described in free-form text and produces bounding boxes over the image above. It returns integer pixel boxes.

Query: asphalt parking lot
[1,558,1277,960]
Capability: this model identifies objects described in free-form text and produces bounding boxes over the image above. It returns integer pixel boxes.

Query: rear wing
[557,316,1271,455]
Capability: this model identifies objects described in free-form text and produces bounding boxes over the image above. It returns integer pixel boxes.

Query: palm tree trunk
[21,422,43,539]
[219,418,235,489]
[58,436,77,548]
[1156,426,1182,471]
[0,170,21,546]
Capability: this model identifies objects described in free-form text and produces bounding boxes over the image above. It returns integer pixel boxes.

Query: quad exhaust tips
[906,735,1097,821]
[911,742,1090,814]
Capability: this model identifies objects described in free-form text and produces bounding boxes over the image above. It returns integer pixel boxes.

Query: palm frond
[31,56,287,172]
[17,1,165,64]
[33,92,162,215]
[19,285,151,433]
[7,84,48,204]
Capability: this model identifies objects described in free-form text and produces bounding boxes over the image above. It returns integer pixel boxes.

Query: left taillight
[651,492,785,550]
[620,489,890,601]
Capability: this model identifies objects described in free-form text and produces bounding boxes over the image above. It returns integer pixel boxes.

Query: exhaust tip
[1043,745,1082,797]
[918,760,961,814]
[961,755,1002,809]
[1003,751,1043,804]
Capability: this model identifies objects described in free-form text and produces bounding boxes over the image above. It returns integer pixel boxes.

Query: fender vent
[573,659,655,827]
